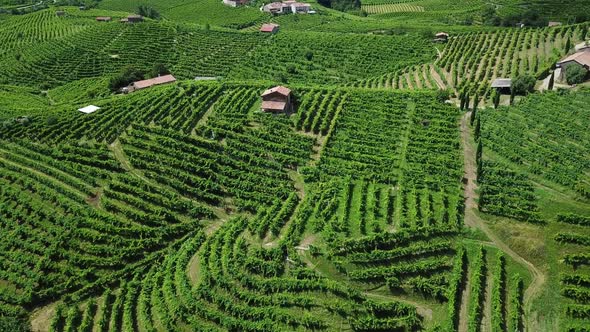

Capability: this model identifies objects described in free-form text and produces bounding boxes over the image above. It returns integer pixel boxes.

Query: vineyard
[1,2,590,332]
[353,23,590,104]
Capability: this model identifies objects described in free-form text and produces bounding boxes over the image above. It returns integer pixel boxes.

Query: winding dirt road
[460,112,545,331]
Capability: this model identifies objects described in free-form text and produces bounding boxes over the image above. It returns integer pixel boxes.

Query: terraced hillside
[1,2,590,332]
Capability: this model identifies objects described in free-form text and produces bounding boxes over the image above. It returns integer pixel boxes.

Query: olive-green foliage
[565,64,588,85]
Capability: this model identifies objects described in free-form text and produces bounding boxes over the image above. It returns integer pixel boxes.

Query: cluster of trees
[317,0,360,13]
[108,63,170,92]
[136,5,160,20]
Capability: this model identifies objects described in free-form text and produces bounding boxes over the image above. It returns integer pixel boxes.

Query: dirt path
[363,292,433,322]
[460,112,546,331]
[458,269,471,332]
[482,269,493,332]
[429,65,446,90]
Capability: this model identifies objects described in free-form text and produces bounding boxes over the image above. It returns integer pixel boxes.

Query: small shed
[56,10,65,17]
[261,86,292,113]
[548,21,562,27]
[127,15,144,23]
[78,105,101,114]
[260,23,280,34]
[121,15,143,23]
[491,78,512,94]
[96,17,112,22]
[434,32,449,43]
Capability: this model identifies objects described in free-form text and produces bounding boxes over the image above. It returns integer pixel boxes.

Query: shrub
[511,74,536,95]
[109,66,144,92]
[565,64,588,85]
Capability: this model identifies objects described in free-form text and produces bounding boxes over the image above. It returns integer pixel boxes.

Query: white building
[262,1,312,14]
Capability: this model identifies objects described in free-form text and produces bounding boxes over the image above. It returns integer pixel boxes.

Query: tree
[474,115,481,141]
[109,66,144,92]
[565,64,588,85]
[511,74,536,95]
[492,89,500,108]
[150,63,169,78]
[137,5,160,19]
[564,37,571,54]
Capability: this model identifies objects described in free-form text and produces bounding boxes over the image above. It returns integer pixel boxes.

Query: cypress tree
[474,115,481,141]
[476,139,483,164]
[493,89,500,108]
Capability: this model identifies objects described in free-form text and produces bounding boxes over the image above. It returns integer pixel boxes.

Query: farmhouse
[223,0,249,7]
[262,1,312,14]
[96,17,112,22]
[261,86,292,113]
[548,21,562,27]
[78,105,101,114]
[260,23,280,33]
[491,78,512,94]
[556,51,590,82]
[124,74,177,93]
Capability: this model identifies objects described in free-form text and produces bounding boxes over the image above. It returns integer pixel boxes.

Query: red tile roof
[262,85,291,97]
[132,75,177,90]
[262,100,287,111]
[558,51,590,68]
[260,23,279,33]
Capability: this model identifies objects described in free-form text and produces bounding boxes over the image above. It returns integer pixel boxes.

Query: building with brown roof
[124,75,177,93]
[261,86,292,113]
[557,51,590,82]
[96,17,112,22]
[260,23,280,33]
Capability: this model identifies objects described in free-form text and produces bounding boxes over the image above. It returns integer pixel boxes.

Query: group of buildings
[492,42,590,94]
[222,0,313,14]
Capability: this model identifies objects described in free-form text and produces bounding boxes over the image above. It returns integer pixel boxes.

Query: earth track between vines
[460,111,545,331]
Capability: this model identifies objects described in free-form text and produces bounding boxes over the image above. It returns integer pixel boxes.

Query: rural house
[261,86,292,113]
[260,23,280,33]
[223,0,249,7]
[262,1,312,14]
[96,17,112,22]
[556,51,590,81]
[491,78,512,94]
[124,74,177,93]
[548,21,562,27]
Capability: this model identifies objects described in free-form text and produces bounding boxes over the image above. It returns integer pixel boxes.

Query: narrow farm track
[460,112,546,331]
